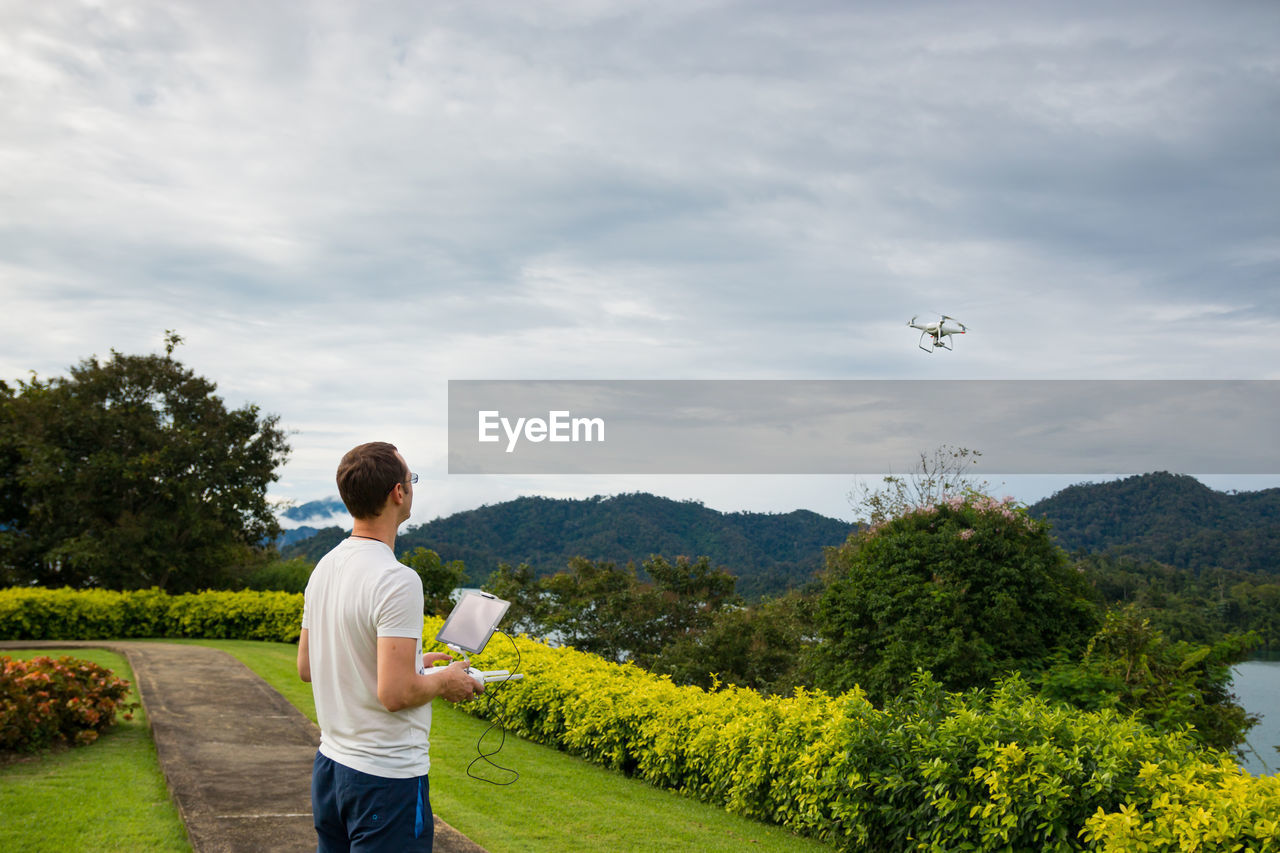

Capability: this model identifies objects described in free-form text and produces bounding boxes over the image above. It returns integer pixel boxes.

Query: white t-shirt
[302,537,431,778]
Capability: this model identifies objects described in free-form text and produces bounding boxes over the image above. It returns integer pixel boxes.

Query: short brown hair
[336,442,408,519]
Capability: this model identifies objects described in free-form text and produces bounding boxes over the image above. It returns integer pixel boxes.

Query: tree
[636,554,739,661]
[488,554,740,666]
[0,334,290,591]
[652,590,819,694]
[848,444,990,526]
[483,561,547,635]
[1038,605,1259,753]
[818,494,1099,702]
[243,557,314,594]
[539,557,657,662]
[399,547,465,616]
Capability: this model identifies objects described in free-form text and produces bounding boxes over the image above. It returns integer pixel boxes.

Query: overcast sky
[2,0,1277,525]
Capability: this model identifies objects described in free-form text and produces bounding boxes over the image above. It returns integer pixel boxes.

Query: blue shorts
[311,752,433,853]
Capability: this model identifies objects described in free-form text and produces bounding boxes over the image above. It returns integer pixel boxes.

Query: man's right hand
[435,660,485,703]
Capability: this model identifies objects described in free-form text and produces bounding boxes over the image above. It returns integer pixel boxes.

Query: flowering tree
[818,494,1099,701]
[847,444,990,527]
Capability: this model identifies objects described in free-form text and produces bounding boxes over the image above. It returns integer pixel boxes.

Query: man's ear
[382,482,404,513]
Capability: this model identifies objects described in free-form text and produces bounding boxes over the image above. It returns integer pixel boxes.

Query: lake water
[1233,659,1280,775]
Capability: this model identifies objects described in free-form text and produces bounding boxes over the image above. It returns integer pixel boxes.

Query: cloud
[1,0,1278,513]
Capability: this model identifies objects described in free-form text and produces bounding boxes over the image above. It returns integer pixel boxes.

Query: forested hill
[1027,472,1280,574]
[280,475,1280,597]
[283,493,855,599]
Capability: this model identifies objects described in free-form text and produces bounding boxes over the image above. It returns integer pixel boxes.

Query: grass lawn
[191,639,834,853]
[0,648,191,853]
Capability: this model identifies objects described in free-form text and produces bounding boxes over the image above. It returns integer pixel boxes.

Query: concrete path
[1,641,488,853]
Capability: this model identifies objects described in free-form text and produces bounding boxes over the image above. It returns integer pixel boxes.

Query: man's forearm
[380,668,456,711]
[297,628,312,682]
[377,636,480,710]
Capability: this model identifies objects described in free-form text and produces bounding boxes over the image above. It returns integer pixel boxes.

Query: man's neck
[349,519,398,551]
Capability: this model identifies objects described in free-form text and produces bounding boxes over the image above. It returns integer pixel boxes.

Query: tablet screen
[435,590,511,654]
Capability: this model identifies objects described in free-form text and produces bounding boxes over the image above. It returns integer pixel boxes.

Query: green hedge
[439,618,1280,852]
[3,589,1275,850]
[0,587,303,643]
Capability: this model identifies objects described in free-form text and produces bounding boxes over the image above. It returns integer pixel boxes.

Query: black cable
[466,629,520,785]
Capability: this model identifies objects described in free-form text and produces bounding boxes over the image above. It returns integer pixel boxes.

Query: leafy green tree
[1038,605,1259,754]
[540,557,658,662]
[243,557,314,594]
[636,555,738,661]
[652,590,818,694]
[1228,579,1280,652]
[1072,550,1280,651]
[399,547,465,616]
[818,494,1099,702]
[483,561,546,635]
[507,554,740,666]
[0,333,289,591]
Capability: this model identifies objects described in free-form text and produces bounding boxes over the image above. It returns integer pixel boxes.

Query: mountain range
[278,473,1280,598]
[1027,471,1280,575]
[277,497,348,526]
[281,492,853,598]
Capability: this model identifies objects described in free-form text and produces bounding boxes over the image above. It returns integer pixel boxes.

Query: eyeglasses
[390,473,418,492]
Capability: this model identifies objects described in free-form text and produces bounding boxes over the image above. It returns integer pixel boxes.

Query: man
[298,441,482,852]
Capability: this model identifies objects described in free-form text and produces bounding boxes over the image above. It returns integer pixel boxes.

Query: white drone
[908,314,967,352]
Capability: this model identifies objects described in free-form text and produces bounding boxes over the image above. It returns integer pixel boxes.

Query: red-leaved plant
[0,655,137,751]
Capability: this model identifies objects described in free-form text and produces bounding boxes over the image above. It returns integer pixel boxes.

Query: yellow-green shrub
[1081,759,1280,851]
[0,587,303,642]
[163,589,303,641]
[437,620,1280,851]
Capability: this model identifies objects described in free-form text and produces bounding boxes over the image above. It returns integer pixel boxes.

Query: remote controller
[435,646,525,687]
[466,668,524,686]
